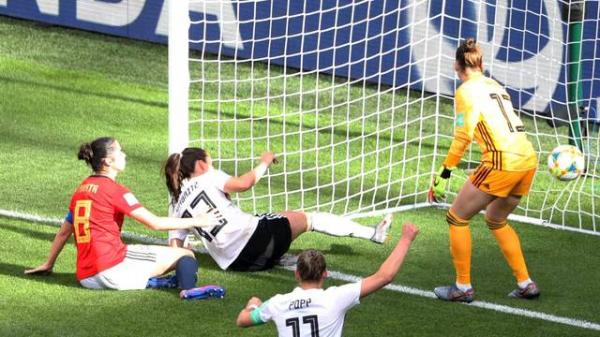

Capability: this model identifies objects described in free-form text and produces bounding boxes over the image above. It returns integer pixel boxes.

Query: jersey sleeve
[112,185,142,215]
[328,281,361,312]
[443,86,480,168]
[212,169,232,191]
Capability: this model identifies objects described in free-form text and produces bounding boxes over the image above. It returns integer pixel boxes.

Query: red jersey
[69,176,142,280]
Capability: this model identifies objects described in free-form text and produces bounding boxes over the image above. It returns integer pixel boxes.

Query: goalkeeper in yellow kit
[429,38,540,302]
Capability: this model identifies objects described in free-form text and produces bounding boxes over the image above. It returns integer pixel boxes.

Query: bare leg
[450,180,496,219]
[149,246,195,277]
[485,194,521,220]
[170,238,185,248]
[278,211,309,241]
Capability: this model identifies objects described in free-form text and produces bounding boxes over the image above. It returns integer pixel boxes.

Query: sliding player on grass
[25,137,223,299]
[235,222,419,336]
[429,38,540,302]
[164,148,392,272]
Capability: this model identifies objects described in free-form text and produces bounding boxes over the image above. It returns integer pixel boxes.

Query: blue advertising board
[1,0,599,119]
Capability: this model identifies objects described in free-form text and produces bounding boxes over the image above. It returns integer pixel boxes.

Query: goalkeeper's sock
[455,282,473,292]
[491,224,530,283]
[518,278,533,289]
[175,256,198,290]
[447,209,472,285]
[308,212,375,240]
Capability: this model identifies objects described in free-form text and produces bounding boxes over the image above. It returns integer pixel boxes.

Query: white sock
[518,279,533,289]
[308,212,376,240]
[455,282,472,292]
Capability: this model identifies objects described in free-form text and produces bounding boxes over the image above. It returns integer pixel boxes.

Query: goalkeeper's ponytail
[163,147,208,205]
[455,37,483,73]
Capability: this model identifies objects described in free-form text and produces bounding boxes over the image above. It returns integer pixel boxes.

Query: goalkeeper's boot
[180,285,226,300]
[434,284,475,303]
[146,274,178,289]
[371,214,393,244]
[508,282,540,299]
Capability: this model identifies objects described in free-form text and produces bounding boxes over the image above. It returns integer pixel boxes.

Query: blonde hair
[455,38,483,72]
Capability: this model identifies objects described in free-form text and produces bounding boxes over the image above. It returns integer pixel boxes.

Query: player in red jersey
[25,137,221,298]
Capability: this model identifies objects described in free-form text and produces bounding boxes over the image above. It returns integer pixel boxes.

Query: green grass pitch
[0,16,599,337]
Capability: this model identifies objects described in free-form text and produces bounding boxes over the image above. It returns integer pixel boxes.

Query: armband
[253,162,268,184]
[64,211,74,224]
[249,305,265,325]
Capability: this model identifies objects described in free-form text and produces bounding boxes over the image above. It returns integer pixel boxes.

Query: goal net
[169,0,600,234]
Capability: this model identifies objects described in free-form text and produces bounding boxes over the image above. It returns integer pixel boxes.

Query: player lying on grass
[25,137,223,300]
[236,222,419,336]
[428,38,540,302]
[163,148,392,272]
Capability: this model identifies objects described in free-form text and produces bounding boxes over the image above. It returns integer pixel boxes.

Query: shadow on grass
[0,262,80,288]
[287,243,355,257]
[0,75,168,110]
[0,221,59,242]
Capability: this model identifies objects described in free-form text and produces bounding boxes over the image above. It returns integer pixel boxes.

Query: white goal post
[169,0,600,234]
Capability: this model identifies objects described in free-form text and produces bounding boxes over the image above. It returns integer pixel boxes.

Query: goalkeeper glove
[428,166,454,203]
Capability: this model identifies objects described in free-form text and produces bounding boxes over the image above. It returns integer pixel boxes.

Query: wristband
[253,162,268,184]
[248,304,258,311]
[249,304,265,325]
[440,166,453,179]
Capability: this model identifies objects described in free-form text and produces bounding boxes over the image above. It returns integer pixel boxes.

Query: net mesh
[177,0,600,232]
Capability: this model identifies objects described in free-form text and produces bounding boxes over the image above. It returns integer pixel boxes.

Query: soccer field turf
[1,16,599,337]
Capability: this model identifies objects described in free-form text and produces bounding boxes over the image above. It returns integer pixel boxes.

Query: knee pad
[446,209,469,227]
[485,216,507,230]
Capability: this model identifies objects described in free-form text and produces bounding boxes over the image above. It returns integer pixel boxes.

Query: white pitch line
[324,270,600,331]
[2,209,599,331]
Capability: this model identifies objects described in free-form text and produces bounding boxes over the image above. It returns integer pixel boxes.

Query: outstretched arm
[224,152,276,193]
[130,207,217,231]
[25,218,73,275]
[429,89,479,202]
[236,296,265,327]
[360,223,419,298]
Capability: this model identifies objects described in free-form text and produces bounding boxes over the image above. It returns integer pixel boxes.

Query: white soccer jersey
[255,282,361,337]
[171,168,259,269]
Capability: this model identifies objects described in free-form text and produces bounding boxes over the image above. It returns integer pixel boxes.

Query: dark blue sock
[175,256,198,290]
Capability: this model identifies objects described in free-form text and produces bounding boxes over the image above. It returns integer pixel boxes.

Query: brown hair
[296,249,327,282]
[163,147,208,204]
[77,137,116,172]
[455,38,483,73]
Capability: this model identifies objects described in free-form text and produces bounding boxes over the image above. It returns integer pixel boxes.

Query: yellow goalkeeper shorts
[469,165,536,198]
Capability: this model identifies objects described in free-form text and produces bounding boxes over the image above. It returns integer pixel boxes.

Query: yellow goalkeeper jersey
[443,73,537,171]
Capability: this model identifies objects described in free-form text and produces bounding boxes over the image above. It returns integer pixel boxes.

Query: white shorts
[168,229,190,243]
[79,245,161,290]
